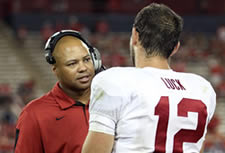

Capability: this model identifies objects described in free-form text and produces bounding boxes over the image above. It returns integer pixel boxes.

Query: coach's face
[52,36,95,92]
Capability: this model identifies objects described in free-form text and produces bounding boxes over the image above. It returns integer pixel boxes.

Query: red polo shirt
[14,82,89,153]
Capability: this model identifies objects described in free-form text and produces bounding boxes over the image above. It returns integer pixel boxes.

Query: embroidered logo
[56,116,64,120]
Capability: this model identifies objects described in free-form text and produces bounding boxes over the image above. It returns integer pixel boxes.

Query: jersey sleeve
[14,109,43,153]
[88,72,126,135]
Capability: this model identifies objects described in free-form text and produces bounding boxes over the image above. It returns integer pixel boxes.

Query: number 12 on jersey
[154,96,207,153]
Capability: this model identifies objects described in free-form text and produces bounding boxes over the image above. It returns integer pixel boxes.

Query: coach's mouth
[77,75,91,83]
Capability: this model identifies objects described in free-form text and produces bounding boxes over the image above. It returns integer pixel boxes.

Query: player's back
[90,67,216,153]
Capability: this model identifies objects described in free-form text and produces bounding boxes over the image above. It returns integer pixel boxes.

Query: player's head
[130,3,183,65]
[44,30,98,91]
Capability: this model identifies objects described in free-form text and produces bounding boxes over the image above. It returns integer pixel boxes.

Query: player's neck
[136,55,170,70]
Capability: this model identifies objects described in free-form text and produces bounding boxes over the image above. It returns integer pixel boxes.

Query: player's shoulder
[182,72,210,84]
[94,67,137,80]
[93,67,138,85]
[179,71,215,92]
[92,67,136,95]
[98,66,135,74]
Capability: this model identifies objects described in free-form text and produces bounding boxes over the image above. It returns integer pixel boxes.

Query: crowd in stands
[1,0,225,30]
[1,0,225,16]
[0,1,225,153]
[1,20,224,153]
[0,80,36,153]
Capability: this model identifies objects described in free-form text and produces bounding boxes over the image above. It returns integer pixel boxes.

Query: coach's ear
[170,41,180,57]
[52,64,59,78]
[52,64,56,73]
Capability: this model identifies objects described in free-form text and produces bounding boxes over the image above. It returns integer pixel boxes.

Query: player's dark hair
[133,3,183,58]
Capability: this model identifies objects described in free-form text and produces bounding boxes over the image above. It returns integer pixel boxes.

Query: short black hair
[133,3,183,58]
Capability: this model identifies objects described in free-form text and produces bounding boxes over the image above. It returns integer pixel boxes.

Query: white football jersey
[89,67,216,153]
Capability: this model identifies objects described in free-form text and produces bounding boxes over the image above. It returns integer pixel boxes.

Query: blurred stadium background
[0,0,225,152]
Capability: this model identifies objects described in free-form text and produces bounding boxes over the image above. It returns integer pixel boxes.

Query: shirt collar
[51,82,77,110]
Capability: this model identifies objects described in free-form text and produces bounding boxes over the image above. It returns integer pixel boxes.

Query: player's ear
[132,27,139,46]
[170,41,180,57]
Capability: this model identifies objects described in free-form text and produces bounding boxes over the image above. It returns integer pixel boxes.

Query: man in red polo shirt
[14,30,104,153]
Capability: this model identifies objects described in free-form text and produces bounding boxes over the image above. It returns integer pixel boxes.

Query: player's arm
[82,71,123,153]
[14,110,43,153]
[82,131,114,153]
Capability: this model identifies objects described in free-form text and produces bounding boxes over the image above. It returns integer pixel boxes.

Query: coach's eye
[67,63,74,66]
[84,57,91,63]
[67,62,76,66]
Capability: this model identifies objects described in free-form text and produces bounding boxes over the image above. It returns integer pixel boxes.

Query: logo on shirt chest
[56,116,64,120]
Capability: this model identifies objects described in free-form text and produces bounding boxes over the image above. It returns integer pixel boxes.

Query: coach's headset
[44,30,105,74]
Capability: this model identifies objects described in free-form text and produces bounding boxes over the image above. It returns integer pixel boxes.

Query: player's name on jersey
[161,77,186,90]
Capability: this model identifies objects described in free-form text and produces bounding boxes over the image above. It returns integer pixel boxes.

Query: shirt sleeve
[14,109,43,153]
[88,73,126,136]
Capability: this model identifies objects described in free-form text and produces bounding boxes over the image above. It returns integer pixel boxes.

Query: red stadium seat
[207,0,225,14]
[67,0,92,13]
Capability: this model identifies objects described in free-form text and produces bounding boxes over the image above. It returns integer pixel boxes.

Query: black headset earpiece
[44,30,103,73]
